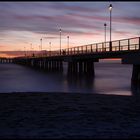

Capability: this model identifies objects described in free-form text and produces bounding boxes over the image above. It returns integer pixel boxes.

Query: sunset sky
[0,1,140,54]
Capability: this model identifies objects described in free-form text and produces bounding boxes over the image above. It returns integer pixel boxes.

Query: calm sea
[0,59,137,96]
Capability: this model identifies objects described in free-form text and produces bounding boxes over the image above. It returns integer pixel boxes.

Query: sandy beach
[0,92,140,139]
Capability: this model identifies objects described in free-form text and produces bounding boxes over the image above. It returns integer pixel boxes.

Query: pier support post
[45,61,48,71]
[83,61,87,74]
[56,60,59,71]
[68,62,72,73]
[60,61,63,72]
[79,61,83,74]
[67,60,96,76]
[87,61,95,76]
[34,59,38,69]
[131,65,140,85]
[43,59,46,69]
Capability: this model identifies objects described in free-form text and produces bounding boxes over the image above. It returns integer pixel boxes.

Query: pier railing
[62,37,140,56]
[29,37,140,58]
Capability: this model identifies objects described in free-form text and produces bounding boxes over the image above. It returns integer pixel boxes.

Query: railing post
[119,40,121,51]
[82,46,83,54]
[77,47,79,54]
[96,44,98,52]
[91,44,92,53]
[72,48,73,54]
[128,39,130,50]
[79,47,81,54]
[109,41,112,51]
[102,43,104,52]
[139,37,140,50]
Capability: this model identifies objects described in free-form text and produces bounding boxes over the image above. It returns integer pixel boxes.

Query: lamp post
[24,46,26,57]
[45,34,48,52]
[49,42,51,56]
[40,38,42,56]
[30,43,32,56]
[67,36,69,49]
[39,45,40,51]
[38,45,40,57]
[104,23,107,50]
[109,4,112,51]
[59,29,61,55]
[40,38,42,51]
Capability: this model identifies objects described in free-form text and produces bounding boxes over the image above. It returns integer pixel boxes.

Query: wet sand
[0,92,140,138]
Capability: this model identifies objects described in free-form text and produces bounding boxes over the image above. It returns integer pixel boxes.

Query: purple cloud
[0,2,140,52]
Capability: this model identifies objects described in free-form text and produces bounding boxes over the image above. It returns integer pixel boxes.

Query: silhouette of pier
[0,57,13,63]
[1,36,140,85]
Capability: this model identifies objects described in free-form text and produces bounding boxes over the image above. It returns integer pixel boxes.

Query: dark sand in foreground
[0,92,140,138]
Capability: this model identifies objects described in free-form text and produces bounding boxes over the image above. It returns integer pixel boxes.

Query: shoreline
[0,92,140,138]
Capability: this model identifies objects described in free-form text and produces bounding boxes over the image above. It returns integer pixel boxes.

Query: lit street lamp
[24,46,26,57]
[30,43,34,57]
[109,4,112,51]
[45,34,48,51]
[104,23,107,49]
[59,28,62,55]
[40,38,42,51]
[67,36,69,49]
[40,38,42,56]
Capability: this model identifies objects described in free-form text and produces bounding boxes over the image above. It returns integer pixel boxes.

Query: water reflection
[65,73,95,93]
[0,62,137,96]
